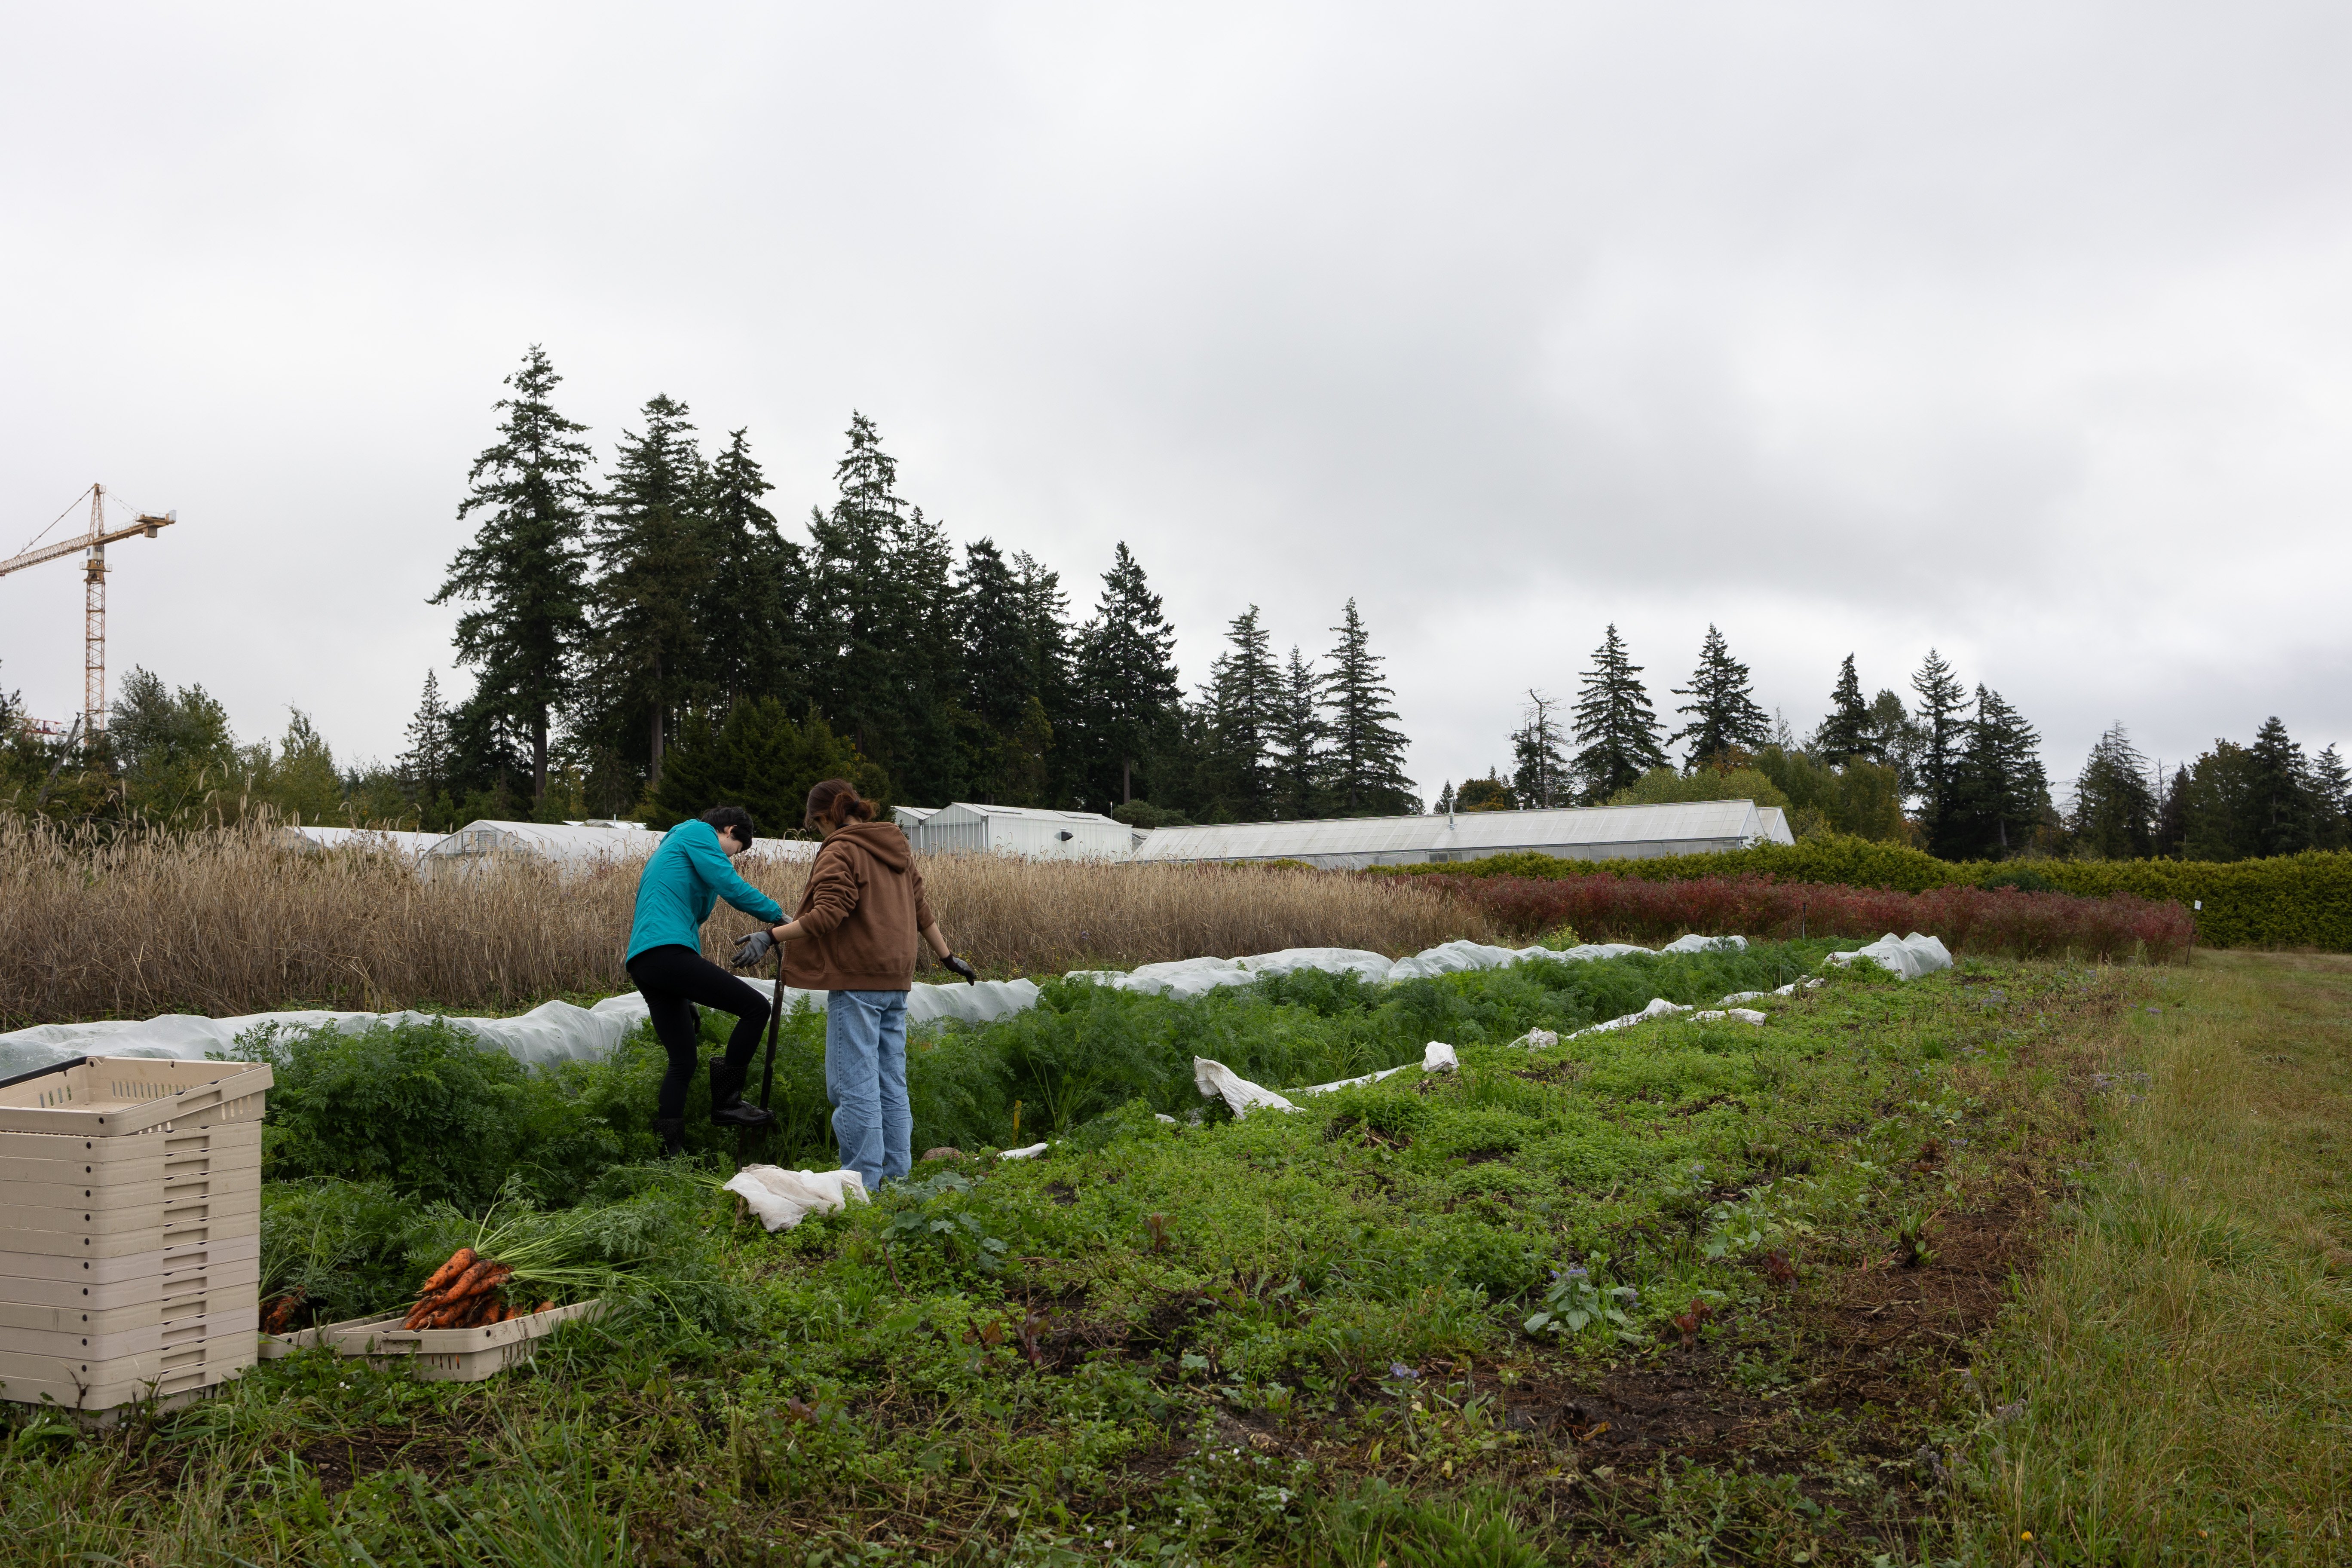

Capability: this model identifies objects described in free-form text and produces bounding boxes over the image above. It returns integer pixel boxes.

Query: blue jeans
[825,989,910,1190]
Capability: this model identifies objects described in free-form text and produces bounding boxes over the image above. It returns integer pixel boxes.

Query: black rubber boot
[708,1058,776,1129]
[656,1117,686,1158]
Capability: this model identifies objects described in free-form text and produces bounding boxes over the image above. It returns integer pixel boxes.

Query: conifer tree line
[4,344,2342,865]
[1430,624,2352,864]
[412,347,1421,830]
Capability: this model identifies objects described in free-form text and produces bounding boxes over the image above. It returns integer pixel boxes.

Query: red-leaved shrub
[1427,873,2192,962]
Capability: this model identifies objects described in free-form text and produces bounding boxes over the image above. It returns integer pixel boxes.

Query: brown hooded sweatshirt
[782,820,935,992]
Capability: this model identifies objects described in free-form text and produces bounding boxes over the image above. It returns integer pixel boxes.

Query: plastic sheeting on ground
[1826,932,1954,981]
[1193,1039,1462,1119]
[0,975,1042,1079]
[723,1165,867,1231]
[0,928,1764,1080]
[1071,933,1746,997]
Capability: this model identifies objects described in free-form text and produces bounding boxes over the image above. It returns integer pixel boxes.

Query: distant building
[277,826,448,864]
[900,802,1132,860]
[1127,799,1794,871]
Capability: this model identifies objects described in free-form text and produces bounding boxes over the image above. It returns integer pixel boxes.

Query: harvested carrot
[536,1301,554,1316]
[417,1247,477,1295]
[438,1257,497,1301]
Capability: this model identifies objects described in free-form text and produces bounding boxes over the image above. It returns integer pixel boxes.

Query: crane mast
[1,483,176,745]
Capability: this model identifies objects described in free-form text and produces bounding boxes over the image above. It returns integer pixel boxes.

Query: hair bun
[805,778,875,831]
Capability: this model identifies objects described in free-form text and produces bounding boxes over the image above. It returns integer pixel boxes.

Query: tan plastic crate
[0,1205,259,1261]
[3,1304,260,1360]
[7,1264,255,1315]
[0,1058,271,1139]
[6,1202,171,1236]
[0,1283,256,1336]
[0,1117,263,1170]
[0,1229,260,1289]
[0,1339,255,1413]
[0,1325,255,1389]
[7,1166,263,1213]
[321,1301,606,1382]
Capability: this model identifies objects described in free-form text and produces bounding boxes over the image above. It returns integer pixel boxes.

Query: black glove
[731,930,775,969]
[941,953,979,986]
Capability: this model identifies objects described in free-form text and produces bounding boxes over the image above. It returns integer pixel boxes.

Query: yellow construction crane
[1,484,176,745]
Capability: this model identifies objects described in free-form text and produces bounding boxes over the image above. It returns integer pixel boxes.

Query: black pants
[625,944,771,1119]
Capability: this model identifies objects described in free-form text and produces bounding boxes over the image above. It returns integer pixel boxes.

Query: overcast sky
[4,4,2346,802]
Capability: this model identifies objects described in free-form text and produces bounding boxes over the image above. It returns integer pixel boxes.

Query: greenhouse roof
[1128,799,1788,867]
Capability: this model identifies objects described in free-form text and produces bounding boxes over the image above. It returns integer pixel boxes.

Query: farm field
[6,941,2338,1565]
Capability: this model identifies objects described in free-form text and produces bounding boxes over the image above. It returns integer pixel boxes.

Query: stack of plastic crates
[0,1056,270,1414]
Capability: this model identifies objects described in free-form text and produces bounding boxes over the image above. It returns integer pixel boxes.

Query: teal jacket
[624,819,786,963]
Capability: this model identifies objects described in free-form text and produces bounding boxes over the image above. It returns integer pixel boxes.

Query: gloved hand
[941,953,979,985]
[731,929,775,969]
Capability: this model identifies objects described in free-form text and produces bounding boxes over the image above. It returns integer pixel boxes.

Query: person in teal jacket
[624,806,786,1155]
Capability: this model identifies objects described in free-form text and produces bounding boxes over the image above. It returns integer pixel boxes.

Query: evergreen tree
[1202,605,1280,820]
[1570,625,1666,802]
[1812,654,1871,761]
[1013,551,1081,806]
[397,671,452,815]
[1910,649,1971,853]
[1434,779,1455,815]
[699,429,799,714]
[2154,762,2191,858]
[649,698,889,834]
[1269,646,1325,819]
[1668,625,1771,769]
[583,394,711,788]
[431,346,594,805]
[2174,742,2264,861]
[801,413,962,803]
[2305,742,2350,851]
[803,413,903,760]
[956,539,1063,804]
[1945,685,2049,858]
[2247,717,2315,857]
[1318,600,1415,815]
[2068,722,2157,859]
[1863,688,1921,789]
[1510,689,1569,808]
[1073,542,1182,807]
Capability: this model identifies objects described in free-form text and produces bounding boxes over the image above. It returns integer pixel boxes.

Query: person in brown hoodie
[742,779,974,1189]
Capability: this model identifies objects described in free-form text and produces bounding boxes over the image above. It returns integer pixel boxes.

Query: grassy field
[2,946,2343,1565]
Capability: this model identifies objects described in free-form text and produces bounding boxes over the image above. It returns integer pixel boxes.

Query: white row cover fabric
[1191,1039,1462,1119]
[1069,934,1746,998]
[0,976,1043,1079]
[1826,932,1954,981]
[723,1165,867,1231]
[0,928,1770,1081]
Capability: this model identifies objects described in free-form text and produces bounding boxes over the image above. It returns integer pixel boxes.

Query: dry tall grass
[0,819,1482,1026]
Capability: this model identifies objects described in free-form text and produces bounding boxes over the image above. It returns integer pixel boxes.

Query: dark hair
[701,805,757,845]
[803,779,875,833]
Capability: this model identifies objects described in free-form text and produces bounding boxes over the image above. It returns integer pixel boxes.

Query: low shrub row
[1427,872,2194,962]
[1378,836,2352,950]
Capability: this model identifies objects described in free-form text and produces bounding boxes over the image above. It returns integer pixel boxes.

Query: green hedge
[1372,836,2352,951]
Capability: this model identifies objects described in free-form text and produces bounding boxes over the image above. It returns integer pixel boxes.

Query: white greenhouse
[1127,799,1794,871]
[417,821,664,882]
[278,826,449,863]
[903,803,1132,860]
